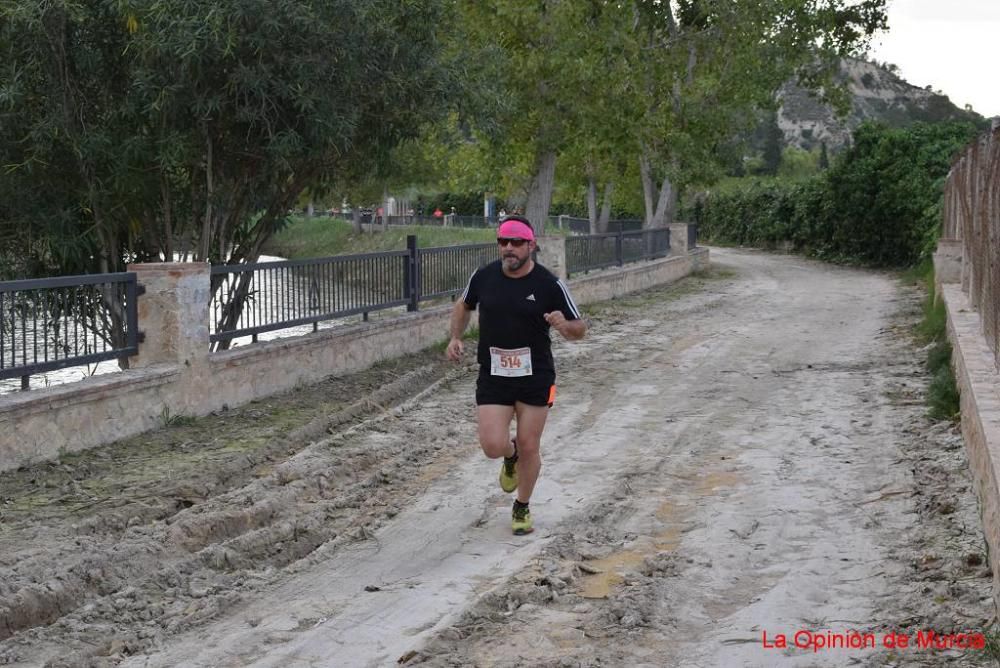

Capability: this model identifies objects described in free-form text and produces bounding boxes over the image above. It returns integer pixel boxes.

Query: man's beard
[502,254,527,271]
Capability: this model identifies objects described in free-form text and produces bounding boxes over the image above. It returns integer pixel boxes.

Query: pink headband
[497,220,535,241]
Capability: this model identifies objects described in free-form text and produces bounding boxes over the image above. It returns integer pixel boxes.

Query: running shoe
[499,442,518,493]
[512,503,533,535]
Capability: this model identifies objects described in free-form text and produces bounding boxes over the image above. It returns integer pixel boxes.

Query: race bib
[490,346,533,377]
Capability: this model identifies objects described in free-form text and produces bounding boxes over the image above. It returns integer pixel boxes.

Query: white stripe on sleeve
[460,269,478,302]
[556,279,582,319]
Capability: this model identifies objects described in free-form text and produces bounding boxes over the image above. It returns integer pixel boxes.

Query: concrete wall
[0,241,708,472]
[205,307,472,413]
[0,366,179,468]
[933,239,962,304]
[936,254,1000,611]
[570,248,708,304]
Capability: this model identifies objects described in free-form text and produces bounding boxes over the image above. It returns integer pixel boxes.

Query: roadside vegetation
[899,260,960,421]
[691,121,981,268]
[914,264,961,421]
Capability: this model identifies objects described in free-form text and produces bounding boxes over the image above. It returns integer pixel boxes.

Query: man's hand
[544,311,568,332]
[446,337,464,361]
[545,311,588,341]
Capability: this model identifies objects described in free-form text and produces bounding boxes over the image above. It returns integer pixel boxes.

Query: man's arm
[446,299,474,360]
[546,279,587,341]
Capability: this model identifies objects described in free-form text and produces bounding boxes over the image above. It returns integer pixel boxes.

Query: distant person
[446,215,587,535]
[498,208,507,220]
[433,208,443,219]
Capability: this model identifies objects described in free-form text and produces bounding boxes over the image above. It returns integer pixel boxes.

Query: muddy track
[0,352,471,665]
[1,248,995,667]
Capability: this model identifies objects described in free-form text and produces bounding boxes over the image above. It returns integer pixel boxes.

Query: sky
[866,0,1000,118]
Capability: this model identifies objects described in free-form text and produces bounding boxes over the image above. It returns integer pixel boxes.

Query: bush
[694,121,981,267]
[693,177,829,250]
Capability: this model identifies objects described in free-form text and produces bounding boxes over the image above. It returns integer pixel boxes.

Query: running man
[446,215,587,534]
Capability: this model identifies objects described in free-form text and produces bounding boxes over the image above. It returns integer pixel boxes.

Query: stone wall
[0,242,707,472]
[570,248,708,304]
[936,249,1000,611]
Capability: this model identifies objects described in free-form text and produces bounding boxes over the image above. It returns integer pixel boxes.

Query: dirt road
[0,248,993,667]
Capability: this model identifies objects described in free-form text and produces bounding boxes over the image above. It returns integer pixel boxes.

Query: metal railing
[314,212,499,228]
[210,237,501,347]
[418,243,498,300]
[210,250,411,346]
[942,124,1000,368]
[566,229,671,277]
[0,273,140,389]
[445,215,497,229]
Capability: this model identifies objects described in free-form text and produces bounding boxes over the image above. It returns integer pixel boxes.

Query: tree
[453,1,635,233]
[626,0,888,228]
[0,0,456,278]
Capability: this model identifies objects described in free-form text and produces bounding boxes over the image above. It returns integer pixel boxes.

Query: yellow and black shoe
[511,500,533,535]
[499,439,518,493]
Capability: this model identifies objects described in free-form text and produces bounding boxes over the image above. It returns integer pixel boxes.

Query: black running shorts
[476,371,556,407]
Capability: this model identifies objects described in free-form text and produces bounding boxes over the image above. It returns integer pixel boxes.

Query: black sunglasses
[497,238,529,248]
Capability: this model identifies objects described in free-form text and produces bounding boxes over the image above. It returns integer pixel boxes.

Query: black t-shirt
[462,260,582,376]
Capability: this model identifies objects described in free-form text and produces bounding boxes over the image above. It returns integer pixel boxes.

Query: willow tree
[0,0,456,276]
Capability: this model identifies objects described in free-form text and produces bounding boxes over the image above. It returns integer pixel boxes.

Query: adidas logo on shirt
[526,294,536,301]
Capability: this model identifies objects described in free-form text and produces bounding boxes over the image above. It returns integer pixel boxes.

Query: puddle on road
[580,502,689,599]
[579,462,743,599]
[696,470,741,494]
[654,500,685,551]
[580,549,648,599]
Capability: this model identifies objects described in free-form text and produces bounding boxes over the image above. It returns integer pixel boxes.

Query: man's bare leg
[512,402,549,504]
[477,404,516,459]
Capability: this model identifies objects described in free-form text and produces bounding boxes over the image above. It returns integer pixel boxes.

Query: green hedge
[693,121,981,266]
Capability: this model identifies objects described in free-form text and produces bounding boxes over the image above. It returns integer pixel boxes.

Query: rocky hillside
[778,57,985,150]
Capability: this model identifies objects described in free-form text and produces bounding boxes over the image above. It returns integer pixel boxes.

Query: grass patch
[265,217,499,259]
[913,263,960,421]
[900,257,933,286]
[694,266,737,281]
[979,626,1000,665]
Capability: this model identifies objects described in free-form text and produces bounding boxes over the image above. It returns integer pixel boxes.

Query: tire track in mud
[0,353,474,666]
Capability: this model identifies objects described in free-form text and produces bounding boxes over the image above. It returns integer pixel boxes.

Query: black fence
[210,237,500,347]
[0,273,140,389]
[565,229,671,277]
[211,250,411,346]
[419,243,498,300]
